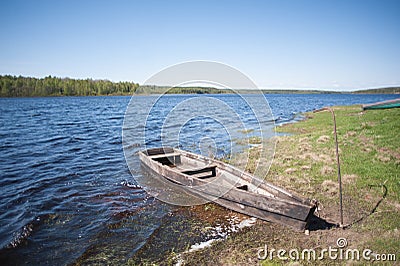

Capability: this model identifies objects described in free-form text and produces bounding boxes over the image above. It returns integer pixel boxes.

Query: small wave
[5,218,39,249]
[120,180,141,189]
[123,143,141,150]
[189,238,220,252]
[30,160,49,169]
[109,116,124,120]
[206,216,257,238]
[54,122,77,126]
[66,146,82,153]
[107,138,122,145]
[111,208,144,219]
[71,136,90,141]
[37,135,69,144]
[175,215,257,266]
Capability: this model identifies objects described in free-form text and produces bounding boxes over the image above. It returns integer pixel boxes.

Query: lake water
[0,93,398,264]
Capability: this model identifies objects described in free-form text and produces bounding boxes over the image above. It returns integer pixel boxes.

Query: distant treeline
[0,75,228,97]
[352,87,400,94]
[0,75,140,97]
[1,75,399,97]
[135,85,228,95]
[260,89,339,94]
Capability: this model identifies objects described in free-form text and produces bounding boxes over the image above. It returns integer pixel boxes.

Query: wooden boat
[362,98,400,110]
[139,147,317,231]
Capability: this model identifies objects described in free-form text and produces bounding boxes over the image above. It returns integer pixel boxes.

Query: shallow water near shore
[0,93,398,264]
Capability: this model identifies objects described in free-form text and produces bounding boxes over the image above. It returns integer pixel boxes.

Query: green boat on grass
[362,98,400,110]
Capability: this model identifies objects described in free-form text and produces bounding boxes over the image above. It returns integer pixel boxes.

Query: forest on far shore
[1,75,399,97]
[0,75,140,97]
[0,75,226,97]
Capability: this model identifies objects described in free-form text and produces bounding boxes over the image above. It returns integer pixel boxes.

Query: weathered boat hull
[139,147,317,231]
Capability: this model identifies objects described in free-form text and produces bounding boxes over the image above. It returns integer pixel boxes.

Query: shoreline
[176,104,399,265]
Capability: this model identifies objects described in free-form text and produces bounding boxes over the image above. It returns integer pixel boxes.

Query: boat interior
[145,147,217,178]
[144,148,276,197]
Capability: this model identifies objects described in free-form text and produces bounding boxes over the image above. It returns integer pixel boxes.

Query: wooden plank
[149,152,181,159]
[178,149,312,205]
[181,165,216,177]
[214,197,309,231]
[144,147,175,156]
[191,183,312,221]
[155,164,313,221]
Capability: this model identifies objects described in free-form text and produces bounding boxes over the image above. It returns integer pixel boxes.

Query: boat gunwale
[178,149,312,204]
[139,147,316,210]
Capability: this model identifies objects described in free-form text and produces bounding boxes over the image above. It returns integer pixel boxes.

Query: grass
[179,105,400,265]
[273,106,399,203]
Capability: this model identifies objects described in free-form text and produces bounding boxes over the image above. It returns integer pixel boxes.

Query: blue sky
[0,0,399,90]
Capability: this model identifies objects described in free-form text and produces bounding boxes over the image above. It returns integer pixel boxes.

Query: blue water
[0,94,398,264]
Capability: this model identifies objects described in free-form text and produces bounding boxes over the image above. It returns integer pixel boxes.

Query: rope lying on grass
[342,183,388,229]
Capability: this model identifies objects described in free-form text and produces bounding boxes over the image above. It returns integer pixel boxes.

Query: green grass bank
[179,105,399,265]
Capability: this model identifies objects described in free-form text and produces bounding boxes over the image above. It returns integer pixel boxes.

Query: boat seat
[150,153,181,166]
[181,165,217,178]
[149,152,181,159]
